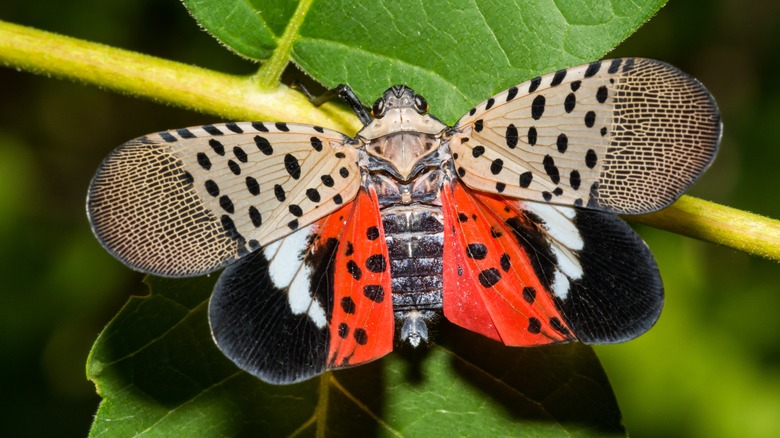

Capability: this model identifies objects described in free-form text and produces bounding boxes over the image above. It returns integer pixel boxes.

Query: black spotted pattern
[228,160,241,175]
[596,85,608,103]
[585,149,598,168]
[519,172,533,188]
[472,145,485,157]
[341,297,356,314]
[543,155,560,184]
[306,188,321,203]
[289,204,303,217]
[527,127,537,146]
[254,135,273,155]
[528,317,542,334]
[246,176,260,195]
[310,137,323,151]
[205,180,219,197]
[160,131,177,142]
[284,154,301,179]
[608,58,622,73]
[233,146,248,163]
[274,184,286,202]
[564,93,576,113]
[365,254,387,273]
[196,152,211,170]
[209,139,225,155]
[219,195,234,214]
[557,133,568,153]
[584,61,601,77]
[466,243,488,260]
[505,124,518,149]
[584,111,596,128]
[321,175,335,187]
[338,323,349,338]
[225,122,243,133]
[522,286,536,303]
[478,268,501,287]
[177,128,196,139]
[346,260,362,280]
[551,69,567,86]
[531,95,546,120]
[366,226,380,240]
[353,328,368,345]
[529,76,541,92]
[203,124,223,136]
[490,158,504,175]
[249,206,262,227]
[570,170,581,190]
[500,253,511,272]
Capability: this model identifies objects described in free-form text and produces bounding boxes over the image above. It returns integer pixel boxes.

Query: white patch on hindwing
[264,224,327,329]
[523,202,584,299]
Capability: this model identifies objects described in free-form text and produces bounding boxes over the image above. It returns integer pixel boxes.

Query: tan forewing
[451,58,721,214]
[87,122,360,277]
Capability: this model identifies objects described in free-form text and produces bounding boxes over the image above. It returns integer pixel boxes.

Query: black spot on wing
[203,124,223,136]
[285,154,301,179]
[551,69,567,86]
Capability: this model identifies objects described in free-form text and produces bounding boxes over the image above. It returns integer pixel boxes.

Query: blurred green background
[0,0,778,436]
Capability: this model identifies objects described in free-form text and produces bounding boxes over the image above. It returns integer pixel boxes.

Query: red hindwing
[323,187,394,368]
[441,180,575,346]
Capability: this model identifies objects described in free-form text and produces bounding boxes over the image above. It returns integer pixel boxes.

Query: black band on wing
[209,239,338,384]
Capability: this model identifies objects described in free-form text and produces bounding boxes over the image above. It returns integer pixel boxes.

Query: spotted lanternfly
[87,58,721,384]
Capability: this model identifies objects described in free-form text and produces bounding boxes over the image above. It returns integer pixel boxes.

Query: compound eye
[371,98,386,118]
[413,94,428,114]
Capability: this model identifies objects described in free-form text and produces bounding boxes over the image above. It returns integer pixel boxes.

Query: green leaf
[88,277,624,436]
[182,0,666,122]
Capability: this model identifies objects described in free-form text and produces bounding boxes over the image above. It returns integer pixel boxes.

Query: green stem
[629,196,780,261]
[0,20,361,133]
[254,0,314,87]
[0,20,778,262]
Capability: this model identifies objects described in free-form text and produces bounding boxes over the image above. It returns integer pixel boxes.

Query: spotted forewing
[87,58,721,384]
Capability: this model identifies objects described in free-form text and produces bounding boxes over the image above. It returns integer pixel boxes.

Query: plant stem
[254,0,315,87]
[0,20,361,133]
[0,20,778,261]
[630,196,780,261]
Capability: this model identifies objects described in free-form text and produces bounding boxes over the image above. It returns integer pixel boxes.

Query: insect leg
[293,82,372,126]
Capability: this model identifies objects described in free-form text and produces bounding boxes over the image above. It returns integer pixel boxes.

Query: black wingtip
[556,209,664,344]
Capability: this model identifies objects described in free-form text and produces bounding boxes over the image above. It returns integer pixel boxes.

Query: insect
[88,58,720,384]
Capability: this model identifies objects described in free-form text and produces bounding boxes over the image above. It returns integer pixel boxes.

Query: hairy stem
[630,196,780,261]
